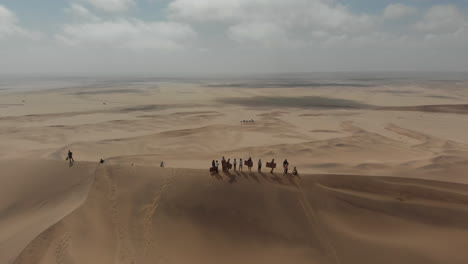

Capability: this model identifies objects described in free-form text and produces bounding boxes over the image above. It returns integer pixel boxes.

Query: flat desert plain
[1,75,468,264]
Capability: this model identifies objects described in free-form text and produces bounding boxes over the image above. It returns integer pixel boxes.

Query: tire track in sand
[142,169,175,258]
[297,183,341,264]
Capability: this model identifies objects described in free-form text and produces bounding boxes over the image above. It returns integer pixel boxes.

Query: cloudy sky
[1,0,468,75]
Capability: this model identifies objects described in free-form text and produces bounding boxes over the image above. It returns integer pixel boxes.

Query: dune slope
[13,164,468,264]
[0,160,96,264]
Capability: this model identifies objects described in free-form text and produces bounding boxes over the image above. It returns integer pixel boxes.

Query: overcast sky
[1,0,468,75]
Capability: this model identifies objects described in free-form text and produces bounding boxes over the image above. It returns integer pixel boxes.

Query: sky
[0,0,468,75]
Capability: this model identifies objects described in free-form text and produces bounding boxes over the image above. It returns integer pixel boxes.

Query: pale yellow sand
[9,161,468,264]
[1,79,468,263]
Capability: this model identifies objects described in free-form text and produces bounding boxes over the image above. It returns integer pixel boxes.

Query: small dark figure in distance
[66,150,75,166]
[270,159,275,174]
[100,158,105,164]
[247,157,253,172]
[292,167,299,176]
[258,159,262,172]
[283,159,289,175]
[160,161,165,168]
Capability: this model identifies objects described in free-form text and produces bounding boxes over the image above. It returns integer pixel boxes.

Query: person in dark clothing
[283,159,289,175]
[100,158,105,164]
[247,157,253,172]
[234,158,237,171]
[212,160,216,168]
[270,159,275,174]
[292,167,298,176]
[66,150,74,166]
[222,156,227,171]
[258,159,262,172]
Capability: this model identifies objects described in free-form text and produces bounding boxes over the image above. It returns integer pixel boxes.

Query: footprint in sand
[142,171,175,257]
[54,233,71,264]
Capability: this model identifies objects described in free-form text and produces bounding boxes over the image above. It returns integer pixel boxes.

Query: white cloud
[66,4,101,21]
[168,0,374,45]
[56,19,196,50]
[0,5,40,39]
[228,22,289,46]
[383,3,417,20]
[82,0,135,12]
[414,5,467,35]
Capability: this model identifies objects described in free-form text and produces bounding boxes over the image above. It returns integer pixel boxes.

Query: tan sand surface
[11,162,468,264]
[1,79,468,263]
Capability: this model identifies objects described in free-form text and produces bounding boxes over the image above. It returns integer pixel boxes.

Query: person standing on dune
[234,158,237,171]
[270,159,275,174]
[247,157,253,172]
[283,159,289,176]
[215,160,219,173]
[239,158,243,171]
[66,150,75,166]
[258,159,262,172]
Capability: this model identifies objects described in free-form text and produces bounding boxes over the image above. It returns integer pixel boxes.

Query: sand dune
[379,104,468,115]
[10,162,468,264]
[0,160,96,264]
[3,78,468,263]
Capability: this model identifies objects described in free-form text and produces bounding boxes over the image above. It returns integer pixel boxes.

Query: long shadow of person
[270,173,285,185]
[259,172,269,181]
[211,171,223,180]
[225,171,237,184]
[249,172,260,183]
[240,172,249,180]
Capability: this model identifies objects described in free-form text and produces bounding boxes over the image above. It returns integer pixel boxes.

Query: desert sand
[1,75,468,263]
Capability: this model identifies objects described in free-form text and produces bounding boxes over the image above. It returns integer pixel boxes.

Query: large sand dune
[2,78,468,263]
[10,161,468,264]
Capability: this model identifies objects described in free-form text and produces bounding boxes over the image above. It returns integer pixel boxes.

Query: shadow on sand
[210,170,300,187]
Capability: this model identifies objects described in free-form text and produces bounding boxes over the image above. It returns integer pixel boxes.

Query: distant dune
[378,104,468,114]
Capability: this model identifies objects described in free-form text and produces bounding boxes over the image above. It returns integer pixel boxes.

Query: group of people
[240,119,255,123]
[211,156,298,176]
